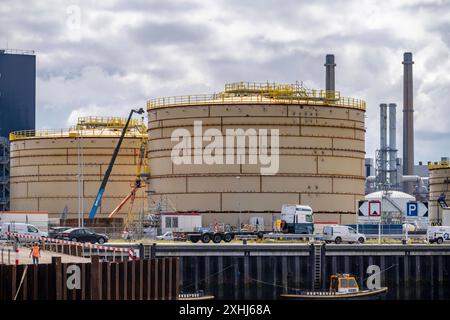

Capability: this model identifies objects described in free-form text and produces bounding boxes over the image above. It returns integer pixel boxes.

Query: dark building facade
[0,50,36,137]
[0,49,36,211]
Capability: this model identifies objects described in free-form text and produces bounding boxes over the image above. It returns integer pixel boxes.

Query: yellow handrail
[9,127,147,141]
[148,93,365,110]
[428,160,450,170]
[147,81,365,111]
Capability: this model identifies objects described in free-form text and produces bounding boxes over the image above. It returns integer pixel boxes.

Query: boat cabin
[329,274,359,294]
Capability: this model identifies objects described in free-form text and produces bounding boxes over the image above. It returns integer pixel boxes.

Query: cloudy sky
[1,0,449,162]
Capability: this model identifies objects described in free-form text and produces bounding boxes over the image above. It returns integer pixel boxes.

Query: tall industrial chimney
[325,54,336,99]
[403,52,414,194]
[388,103,397,188]
[380,103,388,185]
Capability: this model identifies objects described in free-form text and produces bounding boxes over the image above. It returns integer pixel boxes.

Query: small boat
[178,290,215,300]
[280,273,388,300]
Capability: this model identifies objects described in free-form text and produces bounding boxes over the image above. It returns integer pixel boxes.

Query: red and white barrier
[5,232,136,260]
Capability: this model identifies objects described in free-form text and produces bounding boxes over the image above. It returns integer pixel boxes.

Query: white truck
[427,226,450,244]
[280,204,314,234]
[0,222,48,242]
[0,211,49,232]
[322,225,366,244]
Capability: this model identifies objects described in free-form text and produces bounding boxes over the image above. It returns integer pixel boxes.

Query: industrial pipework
[388,103,398,187]
[379,103,388,185]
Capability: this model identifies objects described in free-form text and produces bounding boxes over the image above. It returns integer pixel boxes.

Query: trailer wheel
[335,237,342,244]
[190,237,199,243]
[437,237,444,244]
[223,233,233,243]
[213,233,222,243]
[257,231,264,239]
[201,233,211,243]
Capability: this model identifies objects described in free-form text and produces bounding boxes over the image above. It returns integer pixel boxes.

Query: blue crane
[88,107,145,220]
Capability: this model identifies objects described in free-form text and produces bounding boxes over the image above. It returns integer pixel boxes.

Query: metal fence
[0,255,179,300]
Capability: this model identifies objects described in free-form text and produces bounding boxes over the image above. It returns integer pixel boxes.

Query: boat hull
[280,287,388,300]
[178,295,215,301]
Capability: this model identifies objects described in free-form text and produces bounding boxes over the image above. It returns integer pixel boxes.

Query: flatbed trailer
[187,230,269,243]
[186,231,325,243]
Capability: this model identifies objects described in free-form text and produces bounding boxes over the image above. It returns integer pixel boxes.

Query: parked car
[323,225,366,244]
[0,222,48,242]
[48,227,72,239]
[59,228,109,244]
[156,231,175,241]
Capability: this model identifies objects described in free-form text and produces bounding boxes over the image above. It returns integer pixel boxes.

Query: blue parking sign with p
[407,202,418,216]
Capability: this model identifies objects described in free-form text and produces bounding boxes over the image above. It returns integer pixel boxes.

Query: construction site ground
[0,244,90,265]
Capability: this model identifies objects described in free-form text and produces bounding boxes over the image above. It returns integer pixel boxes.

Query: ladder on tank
[313,244,322,290]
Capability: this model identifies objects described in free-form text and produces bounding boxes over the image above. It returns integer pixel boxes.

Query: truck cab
[280,204,314,234]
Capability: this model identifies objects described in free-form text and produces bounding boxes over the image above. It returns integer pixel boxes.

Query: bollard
[243,239,247,245]
[15,247,19,265]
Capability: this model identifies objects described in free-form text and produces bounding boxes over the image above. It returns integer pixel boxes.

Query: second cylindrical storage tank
[147,82,366,227]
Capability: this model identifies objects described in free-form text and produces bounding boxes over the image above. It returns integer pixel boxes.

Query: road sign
[369,201,381,216]
[407,202,418,217]
[358,200,381,222]
[406,201,428,218]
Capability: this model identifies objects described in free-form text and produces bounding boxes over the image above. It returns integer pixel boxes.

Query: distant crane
[88,107,145,220]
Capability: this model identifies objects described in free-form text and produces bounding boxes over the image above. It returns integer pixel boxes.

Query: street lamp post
[236,176,241,232]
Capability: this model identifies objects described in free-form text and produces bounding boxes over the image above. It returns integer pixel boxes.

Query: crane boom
[88,108,144,220]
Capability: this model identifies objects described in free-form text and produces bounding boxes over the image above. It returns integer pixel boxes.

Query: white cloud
[1,0,449,161]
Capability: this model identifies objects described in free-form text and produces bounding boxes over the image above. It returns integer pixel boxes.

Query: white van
[427,226,450,244]
[322,225,366,244]
[0,222,48,241]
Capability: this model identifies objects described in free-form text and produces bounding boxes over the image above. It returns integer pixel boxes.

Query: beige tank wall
[429,168,450,221]
[147,103,365,226]
[10,136,145,220]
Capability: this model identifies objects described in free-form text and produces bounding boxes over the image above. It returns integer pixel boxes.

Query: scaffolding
[147,81,365,111]
[0,137,10,211]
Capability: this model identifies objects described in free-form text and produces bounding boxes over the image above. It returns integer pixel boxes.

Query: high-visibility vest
[32,246,40,257]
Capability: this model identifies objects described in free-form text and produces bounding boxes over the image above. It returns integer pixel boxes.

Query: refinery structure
[0,49,449,231]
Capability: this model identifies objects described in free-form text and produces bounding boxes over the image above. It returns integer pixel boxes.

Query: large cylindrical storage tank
[147,82,366,228]
[429,163,450,222]
[9,117,147,221]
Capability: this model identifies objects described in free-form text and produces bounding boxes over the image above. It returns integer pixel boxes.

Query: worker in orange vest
[29,242,41,265]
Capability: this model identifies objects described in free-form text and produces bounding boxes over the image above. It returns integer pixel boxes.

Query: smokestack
[380,103,388,185]
[389,103,397,187]
[403,52,414,194]
[325,54,336,99]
